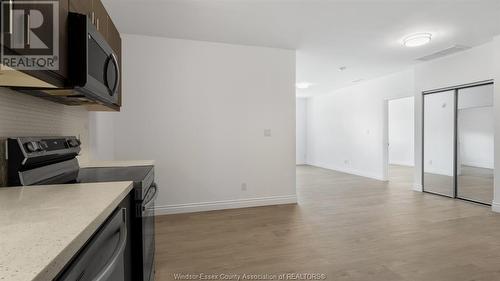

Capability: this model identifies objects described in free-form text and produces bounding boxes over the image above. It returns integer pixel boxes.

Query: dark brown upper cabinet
[69,0,108,41]
[69,0,91,15]
[92,0,108,38]
[1,0,122,111]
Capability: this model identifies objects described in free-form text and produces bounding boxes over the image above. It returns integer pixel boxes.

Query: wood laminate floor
[155,165,500,281]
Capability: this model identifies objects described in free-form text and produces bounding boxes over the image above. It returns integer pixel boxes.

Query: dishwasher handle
[91,209,128,281]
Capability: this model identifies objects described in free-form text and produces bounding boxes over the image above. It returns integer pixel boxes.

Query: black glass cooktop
[77,165,155,200]
[77,166,153,184]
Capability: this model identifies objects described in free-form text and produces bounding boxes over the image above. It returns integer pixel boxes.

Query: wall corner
[412,182,423,192]
[491,202,500,213]
[493,36,500,206]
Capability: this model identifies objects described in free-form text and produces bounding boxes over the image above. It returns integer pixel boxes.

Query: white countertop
[0,181,133,281]
[78,159,155,168]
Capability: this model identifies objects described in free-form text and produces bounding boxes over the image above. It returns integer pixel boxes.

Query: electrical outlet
[241,183,247,191]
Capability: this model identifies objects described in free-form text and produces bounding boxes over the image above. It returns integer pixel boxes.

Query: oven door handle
[91,209,127,281]
[143,183,158,211]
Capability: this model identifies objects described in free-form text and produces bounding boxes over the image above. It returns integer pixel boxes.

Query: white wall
[423,91,455,176]
[109,34,296,214]
[458,84,494,109]
[420,76,494,177]
[306,70,414,180]
[457,83,494,170]
[458,107,494,169]
[388,97,414,167]
[89,112,116,160]
[420,80,495,175]
[306,41,496,190]
[87,34,500,212]
[414,42,494,190]
[493,35,500,211]
[296,98,307,164]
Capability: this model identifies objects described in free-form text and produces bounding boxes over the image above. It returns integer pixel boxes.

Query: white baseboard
[307,163,385,181]
[461,161,494,170]
[412,182,423,192]
[425,168,454,177]
[389,161,414,167]
[155,195,298,215]
[492,201,500,213]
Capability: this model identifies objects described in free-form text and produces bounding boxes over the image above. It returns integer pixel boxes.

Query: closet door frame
[421,79,494,205]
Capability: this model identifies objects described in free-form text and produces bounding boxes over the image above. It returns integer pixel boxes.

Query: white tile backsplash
[0,87,90,162]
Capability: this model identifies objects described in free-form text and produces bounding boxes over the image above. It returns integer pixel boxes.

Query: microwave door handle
[110,53,120,94]
[91,209,128,281]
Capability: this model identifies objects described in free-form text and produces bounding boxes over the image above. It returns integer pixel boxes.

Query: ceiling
[102,0,500,97]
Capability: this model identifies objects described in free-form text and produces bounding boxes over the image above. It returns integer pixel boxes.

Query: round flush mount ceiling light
[403,33,432,47]
[296,82,315,89]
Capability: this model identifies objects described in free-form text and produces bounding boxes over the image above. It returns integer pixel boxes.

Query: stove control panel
[6,136,82,186]
[9,136,81,158]
[22,138,79,154]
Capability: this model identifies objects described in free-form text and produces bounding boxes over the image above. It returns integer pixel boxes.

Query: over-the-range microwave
[15,13,120,108]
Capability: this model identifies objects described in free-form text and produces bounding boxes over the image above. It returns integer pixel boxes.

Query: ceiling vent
[416,45,471,62]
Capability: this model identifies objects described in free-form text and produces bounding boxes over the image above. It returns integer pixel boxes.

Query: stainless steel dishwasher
[56,208,128,281]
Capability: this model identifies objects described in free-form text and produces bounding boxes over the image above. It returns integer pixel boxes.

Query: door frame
[421,79,494,205]
[382,96,415,181]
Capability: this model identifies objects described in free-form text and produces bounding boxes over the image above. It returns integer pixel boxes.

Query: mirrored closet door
[457,84,494,204]
[422,81,494,205]
[423,90,456,197]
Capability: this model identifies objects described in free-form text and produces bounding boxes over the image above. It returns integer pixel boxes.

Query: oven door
[140,183,158,281]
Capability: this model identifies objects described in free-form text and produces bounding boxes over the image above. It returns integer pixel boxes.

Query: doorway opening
[422,80,494,205]
[383,96,415,184]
